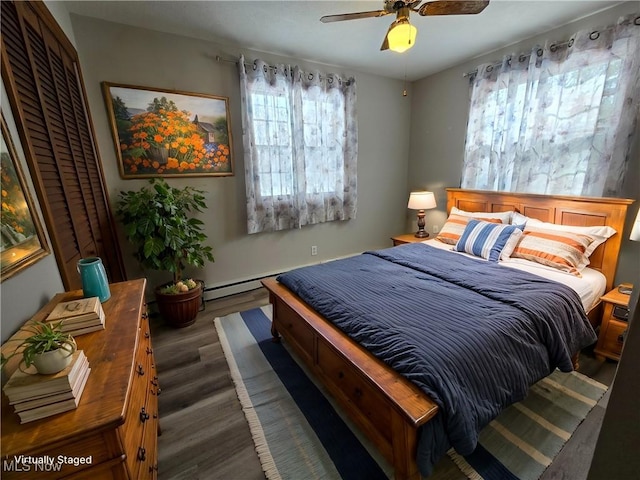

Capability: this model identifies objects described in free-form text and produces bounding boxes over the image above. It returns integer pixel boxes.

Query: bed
[261,188,633,479]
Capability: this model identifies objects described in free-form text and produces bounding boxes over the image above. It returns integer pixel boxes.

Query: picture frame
[102,82,234,178]
[1,114,50,282]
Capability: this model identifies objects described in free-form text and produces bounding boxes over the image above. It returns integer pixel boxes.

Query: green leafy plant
[115,178,214,287]
[1,321,76,369]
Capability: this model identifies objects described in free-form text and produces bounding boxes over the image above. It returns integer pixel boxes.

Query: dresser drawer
[134,404,159,479]
[123,328,154,476]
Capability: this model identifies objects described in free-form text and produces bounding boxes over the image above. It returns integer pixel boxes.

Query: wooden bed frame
[261,188,633,480]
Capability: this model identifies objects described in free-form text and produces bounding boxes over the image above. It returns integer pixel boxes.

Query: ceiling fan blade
[320,10,389,23]
[418,0,490,16]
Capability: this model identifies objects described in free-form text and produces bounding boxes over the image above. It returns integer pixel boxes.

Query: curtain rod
[214,55,354,84]
[463,15,640,78]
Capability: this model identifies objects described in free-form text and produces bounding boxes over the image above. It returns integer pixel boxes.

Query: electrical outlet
[311,245,318,256]
[432,225,439,233]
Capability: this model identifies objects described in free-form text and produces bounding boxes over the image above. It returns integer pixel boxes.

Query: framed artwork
[102,82,234,178]
[1,114,49,281]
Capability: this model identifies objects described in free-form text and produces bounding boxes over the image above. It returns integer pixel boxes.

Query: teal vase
[77,257,111,302]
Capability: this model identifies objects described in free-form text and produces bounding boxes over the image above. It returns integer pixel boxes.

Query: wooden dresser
[1,279,159,479]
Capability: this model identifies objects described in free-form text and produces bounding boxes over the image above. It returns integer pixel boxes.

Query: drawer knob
[137,447,146,461]
[354,387,363,398]
[140,407,150,423]
[338,371,344,379]
[137,364,145,376]
[146,346,153,355]
[145,331,150,339]
[149,464,158,473]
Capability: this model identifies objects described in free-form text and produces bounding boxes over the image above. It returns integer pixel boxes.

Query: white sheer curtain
[238,56,357,234]
[461,14,640,197]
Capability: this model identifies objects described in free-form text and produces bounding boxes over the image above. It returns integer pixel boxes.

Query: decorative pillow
[454,220,523,262]
[523,219,616,257]
[436,214,502,245]
[510,225,595,276]
[451,206,513,225]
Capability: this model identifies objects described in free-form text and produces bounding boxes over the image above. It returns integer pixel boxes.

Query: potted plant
[115,178,215,327]
[1,321,76,375]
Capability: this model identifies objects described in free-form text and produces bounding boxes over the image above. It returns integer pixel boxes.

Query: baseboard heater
[201,272,283,301]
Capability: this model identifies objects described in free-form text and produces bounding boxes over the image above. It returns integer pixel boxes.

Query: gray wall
[407,2,640,286]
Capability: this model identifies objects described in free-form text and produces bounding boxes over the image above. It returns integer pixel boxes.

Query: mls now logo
[3,456,63,472]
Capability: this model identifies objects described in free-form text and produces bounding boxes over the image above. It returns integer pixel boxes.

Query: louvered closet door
[1,0,125,289]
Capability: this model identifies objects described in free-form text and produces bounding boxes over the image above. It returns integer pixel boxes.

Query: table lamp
[408,191,436,238]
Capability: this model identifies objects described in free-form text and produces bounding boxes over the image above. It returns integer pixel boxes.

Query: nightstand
[594,283,632,361]
[391,233,430,246]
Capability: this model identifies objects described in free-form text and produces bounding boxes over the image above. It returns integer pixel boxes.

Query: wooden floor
[151,288,617,480]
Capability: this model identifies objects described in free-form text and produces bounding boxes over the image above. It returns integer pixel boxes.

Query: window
[239,58,357,234]
[461,14,639,197]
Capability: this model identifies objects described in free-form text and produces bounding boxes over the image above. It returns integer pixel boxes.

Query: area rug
[214,307,608,480]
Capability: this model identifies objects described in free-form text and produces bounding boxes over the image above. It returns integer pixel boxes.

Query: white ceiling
[61,0,625,81]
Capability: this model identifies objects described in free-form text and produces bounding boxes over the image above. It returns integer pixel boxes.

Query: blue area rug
[215,307,607,480]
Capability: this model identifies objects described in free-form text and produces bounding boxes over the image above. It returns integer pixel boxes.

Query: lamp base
[414,230,430,238]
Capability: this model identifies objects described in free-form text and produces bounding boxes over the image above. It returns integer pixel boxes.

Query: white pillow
[451,206,513,225]
[511,212,529,226]
[523,218,616,257]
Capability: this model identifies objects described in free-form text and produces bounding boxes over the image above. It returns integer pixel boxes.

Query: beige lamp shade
[408,191,437,210]
[387,19,417,53]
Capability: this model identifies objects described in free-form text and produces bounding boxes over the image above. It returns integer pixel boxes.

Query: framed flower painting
[1,114,50,282]
[102,83,234,178]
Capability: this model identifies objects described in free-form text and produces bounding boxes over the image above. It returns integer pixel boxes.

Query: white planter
[32,343,75,375]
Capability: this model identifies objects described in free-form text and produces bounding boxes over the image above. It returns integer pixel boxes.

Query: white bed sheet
[419,238,606,312]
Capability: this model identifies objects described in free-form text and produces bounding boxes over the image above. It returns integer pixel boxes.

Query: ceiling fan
[320,0,490,53]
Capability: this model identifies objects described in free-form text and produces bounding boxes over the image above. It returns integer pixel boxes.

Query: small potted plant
[115,178,215,327]
[1,321,76,375]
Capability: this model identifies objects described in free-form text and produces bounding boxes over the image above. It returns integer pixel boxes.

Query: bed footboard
[262,278,439,480]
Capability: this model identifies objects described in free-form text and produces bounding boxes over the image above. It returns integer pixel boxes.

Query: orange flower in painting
[120,96,230,175]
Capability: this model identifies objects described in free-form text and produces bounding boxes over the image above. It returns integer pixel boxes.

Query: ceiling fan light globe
[387,20,417,53]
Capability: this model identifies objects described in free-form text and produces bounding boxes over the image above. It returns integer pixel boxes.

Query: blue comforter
[277,243,597,477]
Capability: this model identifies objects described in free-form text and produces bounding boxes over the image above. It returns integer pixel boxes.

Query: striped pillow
[436,214,503,245]
[510,226,594,276]
[454,220,523,262]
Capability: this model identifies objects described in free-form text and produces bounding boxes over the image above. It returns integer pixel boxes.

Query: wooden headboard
[446,188,634,291]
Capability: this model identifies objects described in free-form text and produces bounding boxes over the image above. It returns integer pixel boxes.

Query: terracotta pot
[155,281,203,328]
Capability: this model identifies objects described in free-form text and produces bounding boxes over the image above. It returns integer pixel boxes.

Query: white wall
[407,2,640,285]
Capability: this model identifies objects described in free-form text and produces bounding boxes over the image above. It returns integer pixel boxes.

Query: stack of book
[3,350,91,423]
[45,296,105,336]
